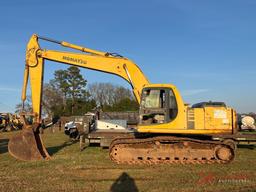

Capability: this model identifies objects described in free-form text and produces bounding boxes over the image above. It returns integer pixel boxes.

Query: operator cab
[139,88,178,125]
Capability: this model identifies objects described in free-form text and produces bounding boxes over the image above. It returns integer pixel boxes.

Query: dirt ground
[0,130,256,192]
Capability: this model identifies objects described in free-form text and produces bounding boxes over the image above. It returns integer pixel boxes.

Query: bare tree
[15,96,32,113]
[113,86,133,102]
[42,83,63,117]
[88,82,134,109]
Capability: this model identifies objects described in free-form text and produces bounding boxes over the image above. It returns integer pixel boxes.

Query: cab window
[169,90,178,119]
[142,89,166,109]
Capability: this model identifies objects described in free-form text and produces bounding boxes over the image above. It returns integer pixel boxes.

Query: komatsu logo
[62,56,87,65]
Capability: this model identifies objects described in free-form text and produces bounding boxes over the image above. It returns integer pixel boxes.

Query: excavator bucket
[8,123,50,161]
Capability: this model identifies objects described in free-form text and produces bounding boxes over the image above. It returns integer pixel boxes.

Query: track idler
[8,123,50,161]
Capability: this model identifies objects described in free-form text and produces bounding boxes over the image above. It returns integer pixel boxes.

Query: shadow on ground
[110,172,138,192]
[47,140,78,155]
[0,139,9,154]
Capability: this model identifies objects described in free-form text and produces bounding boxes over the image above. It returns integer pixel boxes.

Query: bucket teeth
[8,124,50,161]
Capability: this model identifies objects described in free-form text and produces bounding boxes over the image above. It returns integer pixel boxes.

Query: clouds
[0,87,20,92]
[182,89,209,96]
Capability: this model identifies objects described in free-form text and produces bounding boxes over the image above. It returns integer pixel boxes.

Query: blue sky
[0,0,255,113]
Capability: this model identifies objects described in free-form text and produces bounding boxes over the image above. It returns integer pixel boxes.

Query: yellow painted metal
[39,50,148,102]
[21,65,29,102]
[22,34,44,123]
[22,34,149,123]
[138,84,234,134]
[204,107,231,130]
[22,34,235,135]
[193,108,205,129]
[61,41,107,56]
[138,84,187,132]
[11,34,238,162]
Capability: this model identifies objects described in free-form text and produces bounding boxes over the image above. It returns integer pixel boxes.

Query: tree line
[16,66,138,117]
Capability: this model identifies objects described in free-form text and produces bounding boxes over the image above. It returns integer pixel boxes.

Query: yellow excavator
[8,34,238,164]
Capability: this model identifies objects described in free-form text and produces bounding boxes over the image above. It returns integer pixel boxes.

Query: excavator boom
[9,34,149,161]
[24,34,149,120]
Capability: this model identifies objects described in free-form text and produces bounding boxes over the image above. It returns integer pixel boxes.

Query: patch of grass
[0,131,256,192]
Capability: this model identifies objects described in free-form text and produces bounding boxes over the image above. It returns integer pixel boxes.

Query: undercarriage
[109,135,235,165]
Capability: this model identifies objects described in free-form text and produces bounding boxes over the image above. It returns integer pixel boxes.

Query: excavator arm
[24,34,149,122]
[9,34,149,161]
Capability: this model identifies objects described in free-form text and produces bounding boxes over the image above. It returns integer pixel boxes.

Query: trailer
[212,132,256,146]
[61,112,138,150]
[85,131,256,149]
[61,112,256,150]
[85,129,135,148]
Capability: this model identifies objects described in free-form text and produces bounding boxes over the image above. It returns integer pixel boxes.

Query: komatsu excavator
[8,34,237,164]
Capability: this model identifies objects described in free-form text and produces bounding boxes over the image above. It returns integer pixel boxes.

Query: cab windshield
[141,89,164,108]
[140,88,178,125]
